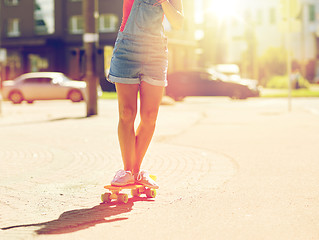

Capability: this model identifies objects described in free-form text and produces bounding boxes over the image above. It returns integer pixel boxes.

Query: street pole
[0,66,2,116]
[285,0,292,112]
[283,0,301,112]
[287,24,292,112]
[83,0,98,117]
[0,0,2,117]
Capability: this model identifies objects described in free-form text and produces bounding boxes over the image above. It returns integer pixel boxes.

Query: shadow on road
[1,200,138,235]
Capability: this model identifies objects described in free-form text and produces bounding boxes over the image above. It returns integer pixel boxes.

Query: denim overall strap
[123,0,165,38]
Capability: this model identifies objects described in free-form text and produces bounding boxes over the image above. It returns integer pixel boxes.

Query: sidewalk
[1,97,319,239]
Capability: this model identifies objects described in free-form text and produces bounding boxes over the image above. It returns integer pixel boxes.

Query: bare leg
[133,81,164,174]
[115,83,139,172]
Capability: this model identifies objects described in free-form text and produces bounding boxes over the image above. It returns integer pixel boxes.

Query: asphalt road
[0,97,319,240]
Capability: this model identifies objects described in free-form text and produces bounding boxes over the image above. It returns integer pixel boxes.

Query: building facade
[164,0,197,73]
[200,0,319,81]
[0,0,122,90]
[0,0,197,90]
[227,1,318,62]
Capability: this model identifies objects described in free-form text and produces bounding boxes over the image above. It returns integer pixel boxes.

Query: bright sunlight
[207,0,241,21]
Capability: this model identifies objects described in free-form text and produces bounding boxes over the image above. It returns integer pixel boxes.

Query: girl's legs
[133,81,164,174]
[115,83,139,172]
[116,81,164,177]
[113,81,164,186]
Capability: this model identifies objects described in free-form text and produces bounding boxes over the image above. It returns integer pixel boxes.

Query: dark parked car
[166,70,260,101]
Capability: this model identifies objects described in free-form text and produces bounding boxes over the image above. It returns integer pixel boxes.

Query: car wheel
[68,90,83,102]
[231,90,243,100]
[171,95,185,101]
[9,91,23,104]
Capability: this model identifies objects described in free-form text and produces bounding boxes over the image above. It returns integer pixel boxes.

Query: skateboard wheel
[101,193,111,203]
[118,193,128,203]
[149,175,157,181]
[145,189,156,198]
[131,188,141,197]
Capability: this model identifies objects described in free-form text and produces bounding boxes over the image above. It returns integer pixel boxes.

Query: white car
[1,72,87,104]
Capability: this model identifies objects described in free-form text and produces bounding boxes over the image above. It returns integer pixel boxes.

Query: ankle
[133,171,140,180]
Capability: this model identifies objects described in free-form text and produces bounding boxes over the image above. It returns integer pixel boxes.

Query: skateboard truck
[101,175,157,204]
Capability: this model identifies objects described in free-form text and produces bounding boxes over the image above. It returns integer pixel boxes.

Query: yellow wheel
[149,175,157,181]
[118,193,128,203]
[131,188,141,197]
[145,189,156,198]
[101,193,111,203]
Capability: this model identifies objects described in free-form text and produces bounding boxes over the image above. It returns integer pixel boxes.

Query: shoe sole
[111,181,135,187]
[135,181,159,189]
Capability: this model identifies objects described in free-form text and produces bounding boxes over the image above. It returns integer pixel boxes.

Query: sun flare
[207,0,240,21]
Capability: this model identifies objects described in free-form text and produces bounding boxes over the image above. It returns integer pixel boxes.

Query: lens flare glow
[208,0,240,21]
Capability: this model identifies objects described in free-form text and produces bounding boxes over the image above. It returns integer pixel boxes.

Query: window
[34,0,55,35]
[256,9,263,25]
[4,0,20,6]
[7,18,20,37]
[269,8,276,24]
[24,78,52,84]
[309,4,316,22]
[28,54,49,72]
[99,14,119,33]
[69,15,84,34]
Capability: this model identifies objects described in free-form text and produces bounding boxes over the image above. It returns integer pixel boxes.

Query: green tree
[258,47,287,86]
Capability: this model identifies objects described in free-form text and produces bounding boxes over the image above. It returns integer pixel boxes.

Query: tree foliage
[258,47,287,86]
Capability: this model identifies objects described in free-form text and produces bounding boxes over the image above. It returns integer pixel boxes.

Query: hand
[153,0,168,6]
[160,0,184,30]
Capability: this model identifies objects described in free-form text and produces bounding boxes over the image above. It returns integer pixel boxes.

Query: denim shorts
[108,32,168,87]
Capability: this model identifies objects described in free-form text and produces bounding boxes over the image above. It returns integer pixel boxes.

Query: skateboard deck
[101,175,157,204]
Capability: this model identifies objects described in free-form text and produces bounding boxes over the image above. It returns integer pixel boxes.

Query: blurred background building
[0,0,319,89]
[0,0,197,91]
[0,0,122,91]
[198,0,319,84]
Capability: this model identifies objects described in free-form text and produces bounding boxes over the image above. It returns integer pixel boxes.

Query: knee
[119,106,137,124]
[140,109,158,126]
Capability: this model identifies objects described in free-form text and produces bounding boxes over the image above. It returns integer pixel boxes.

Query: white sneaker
[136,170,159,189]
[111,170,135,186]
